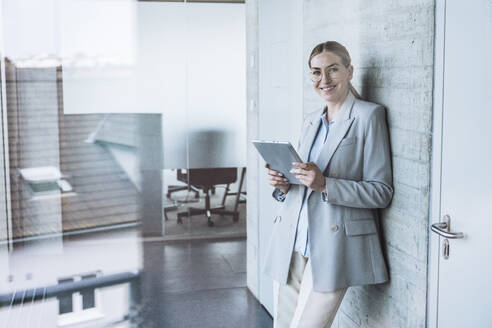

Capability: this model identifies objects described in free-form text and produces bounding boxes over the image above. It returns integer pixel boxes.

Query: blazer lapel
[306,92,356,199]
[299,118,321,162]
[314,116,355,172]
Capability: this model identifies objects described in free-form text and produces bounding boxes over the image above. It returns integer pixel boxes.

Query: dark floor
[138,238,272,328]
[163,187,246,241]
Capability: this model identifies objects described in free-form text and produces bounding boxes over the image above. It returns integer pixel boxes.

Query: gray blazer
[262,91,393,292]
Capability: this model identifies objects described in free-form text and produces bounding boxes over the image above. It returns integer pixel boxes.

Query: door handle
[431,215,464,239]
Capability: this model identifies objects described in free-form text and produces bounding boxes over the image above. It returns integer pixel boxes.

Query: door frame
[427,0,446,326]
[0,1,13,249]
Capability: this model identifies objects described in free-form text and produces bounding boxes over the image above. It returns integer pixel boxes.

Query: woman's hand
[290,162,326,193]
[265,163,291,194]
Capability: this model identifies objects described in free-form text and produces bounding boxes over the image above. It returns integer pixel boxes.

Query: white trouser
[273,252,347,328]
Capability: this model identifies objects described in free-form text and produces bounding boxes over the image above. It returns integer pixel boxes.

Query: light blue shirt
[293,113,334,257]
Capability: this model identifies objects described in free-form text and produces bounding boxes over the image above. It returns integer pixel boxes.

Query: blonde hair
[308,41,361,99]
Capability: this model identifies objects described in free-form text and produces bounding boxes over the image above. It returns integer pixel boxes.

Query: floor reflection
[0,230,272,328]
[1,228,140,327]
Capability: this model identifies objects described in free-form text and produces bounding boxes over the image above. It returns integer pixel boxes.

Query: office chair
[166,169,200,200]
[176,167,239,226]
[221,167,246,213]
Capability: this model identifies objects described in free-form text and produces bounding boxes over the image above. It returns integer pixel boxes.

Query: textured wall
[303,1,434,327]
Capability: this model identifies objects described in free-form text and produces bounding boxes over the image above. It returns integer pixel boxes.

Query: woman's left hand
[290,162,326,193]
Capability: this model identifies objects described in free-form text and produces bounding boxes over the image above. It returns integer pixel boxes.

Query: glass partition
[0,0,247,326]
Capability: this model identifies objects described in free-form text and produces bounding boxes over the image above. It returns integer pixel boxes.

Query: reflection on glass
[0,0,248,327]
[1,60,143,326]
[60,0,137,115]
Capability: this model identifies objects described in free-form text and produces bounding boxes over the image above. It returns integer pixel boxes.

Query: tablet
[252,140,303,185]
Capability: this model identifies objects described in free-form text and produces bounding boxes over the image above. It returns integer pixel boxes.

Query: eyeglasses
[309,66,344,82]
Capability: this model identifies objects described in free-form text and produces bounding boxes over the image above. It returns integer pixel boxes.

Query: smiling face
[309,51,353,105]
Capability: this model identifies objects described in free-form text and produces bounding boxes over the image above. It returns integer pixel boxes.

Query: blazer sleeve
[323,106,393,208]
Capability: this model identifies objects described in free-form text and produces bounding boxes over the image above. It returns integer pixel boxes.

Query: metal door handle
[431,217,464,239]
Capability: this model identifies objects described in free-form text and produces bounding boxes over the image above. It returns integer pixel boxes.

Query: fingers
[292,162,309,169]
[290,168,309,175]
[264,163,291,190]
[267,162,312,177]
[268,177,290,188]
[290,164,313,176]
[264,163,285,177]
[267,169,285,178]
[295,173,316,189]
[265,163,281,176]
[295,174,312,184]
[264,163,289,187]
[269,174,289,183]
[264,163,276,174]
[290,162,321,189]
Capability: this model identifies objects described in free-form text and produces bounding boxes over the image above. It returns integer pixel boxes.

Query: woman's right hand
[265,163,291,194]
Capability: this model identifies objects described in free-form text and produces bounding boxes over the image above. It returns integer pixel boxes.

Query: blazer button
[332,172,339,178]
[331,225,339,232]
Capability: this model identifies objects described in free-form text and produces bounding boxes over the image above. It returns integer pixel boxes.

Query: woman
[263,41,393,327]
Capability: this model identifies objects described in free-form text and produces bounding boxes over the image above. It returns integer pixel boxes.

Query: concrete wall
[304,1,434,327]
[247,0,435,327]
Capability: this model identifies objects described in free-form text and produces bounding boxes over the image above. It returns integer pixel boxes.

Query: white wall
[246,0,303,314]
